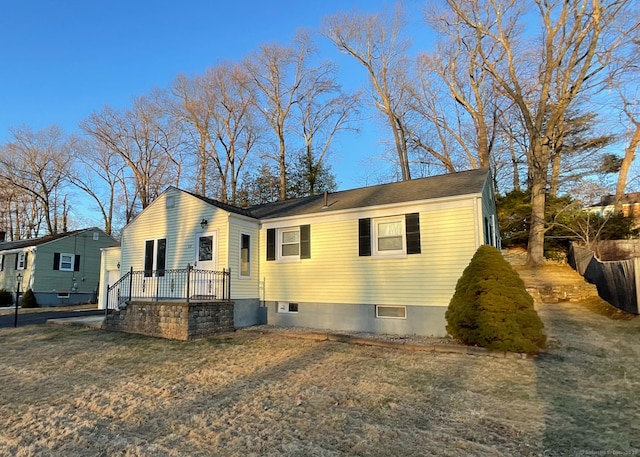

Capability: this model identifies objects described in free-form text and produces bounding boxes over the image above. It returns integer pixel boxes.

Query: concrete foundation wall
[104,300,234,340]
[34,292,96,307]
[233,298,266,328]
[265,301,448,337]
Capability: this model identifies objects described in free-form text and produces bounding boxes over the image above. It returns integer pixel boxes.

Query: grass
[1,252,640,457]
[0,299,639,457]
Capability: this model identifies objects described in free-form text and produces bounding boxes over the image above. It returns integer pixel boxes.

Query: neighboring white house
[100,169,500,336]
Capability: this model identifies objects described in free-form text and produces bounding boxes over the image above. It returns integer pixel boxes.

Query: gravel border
[239,325,534,359]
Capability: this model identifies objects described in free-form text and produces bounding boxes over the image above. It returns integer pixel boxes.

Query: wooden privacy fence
[569,243,639,314]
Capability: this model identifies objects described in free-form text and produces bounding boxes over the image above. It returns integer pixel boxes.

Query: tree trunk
[279,134,287,200]
[509,137,521,192]
[614,121,640,212]
[527,139,549,267]
[527,174,547,267]
[548,151,562,198]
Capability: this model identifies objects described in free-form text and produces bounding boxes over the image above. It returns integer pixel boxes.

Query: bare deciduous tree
[244,32,315,199]
[0,125,75,235]
[68,137,126,235]
[324,6,413,181]
[81,92,183,215]
[444,0,631,266]
[612,31,640,212]
[295,64,360,196]
[415,3,506,173]
[171,64,260,204]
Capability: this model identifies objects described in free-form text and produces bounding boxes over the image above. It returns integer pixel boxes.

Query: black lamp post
[14,272,22,328]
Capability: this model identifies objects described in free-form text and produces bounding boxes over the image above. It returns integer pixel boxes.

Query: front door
[193,231,217,298]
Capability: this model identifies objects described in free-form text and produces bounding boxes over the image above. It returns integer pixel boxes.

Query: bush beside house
[21,289,38,308]
[445,245,546,354]
[0,289,13,307]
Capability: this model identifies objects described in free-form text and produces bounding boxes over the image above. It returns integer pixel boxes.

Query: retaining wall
[104,300,234,340]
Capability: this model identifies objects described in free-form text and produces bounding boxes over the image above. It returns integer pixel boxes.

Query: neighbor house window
[240,233,251,278]
[144,238,167,277]
[278,302,299,313]
[60,254,74,271]
[376,305,406,319]
[16,252,27,270]
[266,225,310,261]
[53,253,80,272]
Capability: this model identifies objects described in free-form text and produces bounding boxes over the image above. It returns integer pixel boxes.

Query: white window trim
[239,232,252,279]
[277,227,300,263]
[59,253,75,272]
[375,305,407,319]
[278,302,299,314]
[373,216,407,258]
[17,252,26,270]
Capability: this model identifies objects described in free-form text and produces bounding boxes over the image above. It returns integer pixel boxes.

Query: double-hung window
[59,254,74,271]
[144,238,167,277]
[16,252,27,270]
[359,213,421,257]
[266,225,310,262]
[53,253,79,271]
[375,217,405,254]
[281,228,300,258]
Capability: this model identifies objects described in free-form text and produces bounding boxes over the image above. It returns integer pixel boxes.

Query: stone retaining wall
[104,300,234,340]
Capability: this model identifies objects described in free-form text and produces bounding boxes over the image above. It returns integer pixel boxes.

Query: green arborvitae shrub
[0,288,13,307]
[21,289,38,308]
[445,245,546,354]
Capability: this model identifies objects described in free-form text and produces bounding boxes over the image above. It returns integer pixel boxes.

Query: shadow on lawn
[75,332,502,456]
[535,302,640,456]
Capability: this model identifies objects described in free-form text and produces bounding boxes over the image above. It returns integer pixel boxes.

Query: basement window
[376,305,406,319]
[278,302,299,314]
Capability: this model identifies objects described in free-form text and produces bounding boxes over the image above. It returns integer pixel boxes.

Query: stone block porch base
[104,300,234,340]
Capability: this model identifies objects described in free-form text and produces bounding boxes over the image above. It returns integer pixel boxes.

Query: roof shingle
[248,169,489,219]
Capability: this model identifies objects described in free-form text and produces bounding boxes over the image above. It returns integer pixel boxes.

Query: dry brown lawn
[1,296,639,455]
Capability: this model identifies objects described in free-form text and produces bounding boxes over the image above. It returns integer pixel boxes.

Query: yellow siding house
[103,169,499,336]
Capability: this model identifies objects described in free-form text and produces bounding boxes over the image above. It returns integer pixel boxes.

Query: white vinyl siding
[259,198,478,307]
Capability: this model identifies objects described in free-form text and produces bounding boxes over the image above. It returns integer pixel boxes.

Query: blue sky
[0,0,432,200]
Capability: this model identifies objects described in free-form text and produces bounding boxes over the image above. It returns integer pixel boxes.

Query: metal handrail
[106,265,231,314]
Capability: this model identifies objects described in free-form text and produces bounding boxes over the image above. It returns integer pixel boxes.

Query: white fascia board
[259,193,481,229]
[0,246,38,255]
[228,212,260,228]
